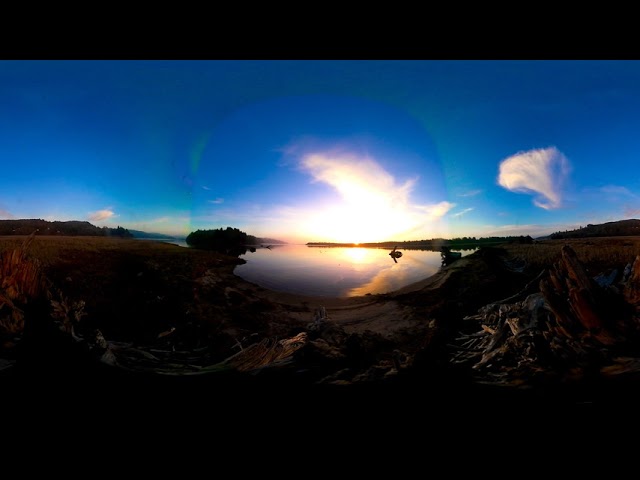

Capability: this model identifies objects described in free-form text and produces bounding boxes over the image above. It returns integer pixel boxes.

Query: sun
[305,200,415,243]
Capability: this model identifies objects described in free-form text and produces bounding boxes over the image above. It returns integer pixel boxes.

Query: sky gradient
[2,60,640,243]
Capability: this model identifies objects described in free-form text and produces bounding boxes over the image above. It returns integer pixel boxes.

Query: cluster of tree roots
[450,245,640,387]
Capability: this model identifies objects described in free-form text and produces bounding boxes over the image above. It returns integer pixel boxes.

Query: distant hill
[128,229,184,240]
[548,219,640,239]
[0,219,132,237]
[307,235,533,250]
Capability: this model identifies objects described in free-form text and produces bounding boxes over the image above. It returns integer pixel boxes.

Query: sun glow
[312,203,416,243]
[297,152,453,243]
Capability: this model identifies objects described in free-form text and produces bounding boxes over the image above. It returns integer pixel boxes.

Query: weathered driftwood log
[97,332,309,376]
[623,255,640,310]
[541,245,617,345]
[451,245,640,385]
[220,332,308,372]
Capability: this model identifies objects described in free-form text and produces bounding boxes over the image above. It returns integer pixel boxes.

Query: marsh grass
[0,236,244,343]
[0,234,48,342]
[0,236,187,267]
[503,236,640,276]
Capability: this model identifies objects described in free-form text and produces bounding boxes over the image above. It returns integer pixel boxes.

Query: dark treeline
[186,227,285,255]
[307,235,534,250]
[549,219,640,239]
[0,219,132,237]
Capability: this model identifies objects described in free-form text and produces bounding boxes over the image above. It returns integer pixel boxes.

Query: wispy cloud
[600,185,635,196]
[201,185,211,191]
[458,189,482,197]
[416,201,456,219]
[88,208,116,222]
[597,185,639,204]
[209,198,224,204]
[452,207,474,218]
[624,207,640,218]
[145,216,170,224]
[497,146,570,210]
[301,153,418,208]
[0,208,14,219]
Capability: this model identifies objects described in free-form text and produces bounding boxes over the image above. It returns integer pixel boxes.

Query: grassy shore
[504,236,640,275]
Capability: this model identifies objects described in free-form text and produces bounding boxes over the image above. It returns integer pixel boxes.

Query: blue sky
[2,60,640,242]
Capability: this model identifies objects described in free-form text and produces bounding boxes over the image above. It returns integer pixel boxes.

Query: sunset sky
[2,60,640,243]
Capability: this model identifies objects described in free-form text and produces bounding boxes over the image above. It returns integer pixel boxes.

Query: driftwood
[220,332,307,372]
[624,255,640,311]
[451,245,640,385]
[98,332,309,375]
[540,245,617,345]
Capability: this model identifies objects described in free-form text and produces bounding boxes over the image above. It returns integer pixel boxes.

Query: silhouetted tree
[186,227,251,256]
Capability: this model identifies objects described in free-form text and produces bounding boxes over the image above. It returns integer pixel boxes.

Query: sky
[2,60,640,243]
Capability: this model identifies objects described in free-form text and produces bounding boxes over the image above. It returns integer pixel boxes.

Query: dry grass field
[504,236,640,276]
[0,235,247,345]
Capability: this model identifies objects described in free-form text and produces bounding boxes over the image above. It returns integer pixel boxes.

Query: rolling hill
[547,219,640,239]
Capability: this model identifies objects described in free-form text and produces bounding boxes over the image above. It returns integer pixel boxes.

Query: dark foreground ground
[3,236,640,440]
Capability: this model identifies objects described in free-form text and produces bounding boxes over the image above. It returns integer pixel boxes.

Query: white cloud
[452,207,474,218]
[209,198,224,204]
[497,146,570,210]
[301,153,417,208]
[201,185,211,190]
[88,208,116,222]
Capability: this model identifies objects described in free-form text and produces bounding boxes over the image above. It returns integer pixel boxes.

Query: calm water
[234,244,473,297]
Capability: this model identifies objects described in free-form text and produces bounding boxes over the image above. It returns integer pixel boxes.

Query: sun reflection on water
[235,244,469,297]
[341,247,371,263]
